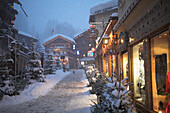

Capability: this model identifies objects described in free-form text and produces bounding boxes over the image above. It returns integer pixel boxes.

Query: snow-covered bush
[0,57,19,97]
[85,67,98,86]
[91,72,107,95]
[91,73,136,113]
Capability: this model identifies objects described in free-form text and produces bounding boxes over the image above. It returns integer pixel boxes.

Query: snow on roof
[74,29,88,38]
[80,57,95,61]
[90,0,118,15]
[18,31,37,39]
[47,52,54,56]
[111,12,118,17]
[43,34,76,44]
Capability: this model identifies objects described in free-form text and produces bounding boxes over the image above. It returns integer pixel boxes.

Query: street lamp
[102,34,110,45]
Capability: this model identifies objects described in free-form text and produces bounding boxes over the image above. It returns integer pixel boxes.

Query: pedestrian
[73,71,75,74]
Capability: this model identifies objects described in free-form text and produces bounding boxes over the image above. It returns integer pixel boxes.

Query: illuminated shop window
[121,52,128,79]
[106,55,109,78]
[133,41,146,104]
[112,55,116,74]
[151,30,170,113]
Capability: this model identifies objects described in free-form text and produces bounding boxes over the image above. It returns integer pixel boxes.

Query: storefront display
[155,54,167,95]
[165,72,170,93]
[112,55,116,74]
[133,41,146,104]
[106,55,109,77]
[121,52,128,79]
[151,30,170,112]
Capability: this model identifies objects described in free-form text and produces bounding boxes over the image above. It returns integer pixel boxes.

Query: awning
[79,57,95,62]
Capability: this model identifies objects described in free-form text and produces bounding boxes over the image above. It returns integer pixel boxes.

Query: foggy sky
[14,0,111,37]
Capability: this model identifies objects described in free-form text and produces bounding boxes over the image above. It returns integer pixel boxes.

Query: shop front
[129,29,170,113]
[120,51,128,80]
[119,0,170,112]
[150,30,170,113]
[117,31,129,79]
[131,40,146,104]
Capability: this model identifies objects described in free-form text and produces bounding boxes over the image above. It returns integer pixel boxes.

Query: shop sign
[88,50,94,57]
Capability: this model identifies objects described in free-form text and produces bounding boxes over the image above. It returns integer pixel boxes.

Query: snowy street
[0,69,96,113]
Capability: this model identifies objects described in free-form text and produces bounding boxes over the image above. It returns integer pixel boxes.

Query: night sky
[14,0,111,35]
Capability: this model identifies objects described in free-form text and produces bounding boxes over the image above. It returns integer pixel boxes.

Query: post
[111,49,113,77]
[15,44,16,76]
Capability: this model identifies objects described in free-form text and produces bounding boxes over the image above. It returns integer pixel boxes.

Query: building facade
[89,1,118,74]
[16,31,39,75]
[95,15,118,77]
[89,0,118,37]
[113,0,170,112]
[94,0,170,112]
[43,34,77,69]
[74,31,95,68]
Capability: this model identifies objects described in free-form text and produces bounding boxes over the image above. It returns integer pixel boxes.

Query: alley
[0,70,96,113]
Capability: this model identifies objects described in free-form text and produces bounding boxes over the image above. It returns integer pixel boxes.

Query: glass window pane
[151,30,170,112]
[133,41,146,103]
[123,52,128,79]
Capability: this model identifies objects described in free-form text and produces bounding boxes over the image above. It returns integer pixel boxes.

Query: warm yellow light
[103,39,109,45]
[102,35,110,45]
[129,38,134,42]
[137,98,142,101]
[89,44,91,47]
[81,61,84,65]
[91,47,95,52]
[83,54,85,57]
[121,39,124,43]
[158,111,162,113]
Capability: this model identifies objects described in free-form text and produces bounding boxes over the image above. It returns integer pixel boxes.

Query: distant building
[74,30,95,68]
[89,0,118,71]
[16,31,40,75]
[43,34,77,69]
[16,31,38,49]
[89,0,118,37]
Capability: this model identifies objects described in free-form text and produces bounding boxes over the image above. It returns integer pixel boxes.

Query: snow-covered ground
[0,70,71,106]
[0,69,97,113]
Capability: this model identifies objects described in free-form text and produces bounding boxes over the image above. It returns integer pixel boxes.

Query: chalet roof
[18,31,37,40]
[74,29,88,38]
[42,34,76,45]
[90,0,118,15]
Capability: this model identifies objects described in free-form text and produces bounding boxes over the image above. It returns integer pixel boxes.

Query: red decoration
[165,72,170,93]
[166,101,170,113]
